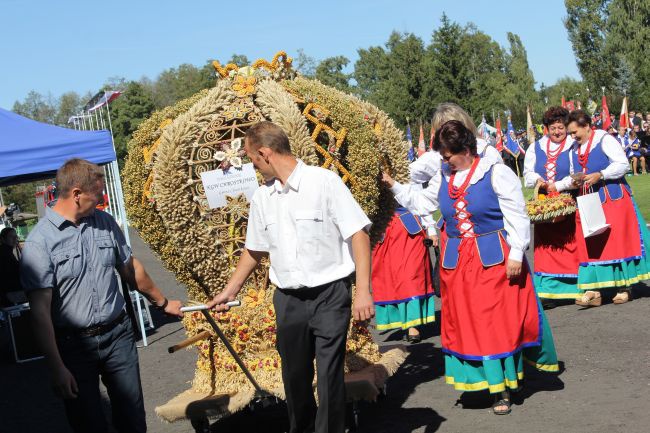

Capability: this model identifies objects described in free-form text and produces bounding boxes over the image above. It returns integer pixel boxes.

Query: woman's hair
[431,103,478,137]
[0,227,16,244]
[568,109,592,127]
[543,106,570,127]
[629,129,637,139]
[432,120,477,155]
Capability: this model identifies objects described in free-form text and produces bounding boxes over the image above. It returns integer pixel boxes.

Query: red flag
[601,95,611,130]
[566,100,575,111]
[619,96,629,129]
[429,118,435,150]
[561,96,566,108]
[418,123,426,156]
[495,117,503,152]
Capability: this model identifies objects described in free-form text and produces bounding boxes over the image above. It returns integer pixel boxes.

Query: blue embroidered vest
[571,135,631,202]
[438,167,506,269]
[534,139,571,181]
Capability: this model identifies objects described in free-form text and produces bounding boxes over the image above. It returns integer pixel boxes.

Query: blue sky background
[0,0,580,109]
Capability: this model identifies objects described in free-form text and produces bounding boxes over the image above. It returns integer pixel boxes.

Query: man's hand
[506,259,522,279]
[352,286,375,322]
[583,172,603,187]
[51,364,78,399]
[163,299,183,317]
[206,287,239,312]
[381,171,395,187]
[546,182,558,193]
[429,234,439,247]
[535,179,548,190]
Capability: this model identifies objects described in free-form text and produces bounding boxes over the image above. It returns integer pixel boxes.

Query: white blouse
[571,129,629,179]
[391,157,530,262]
[406,138,503,235]
[523,136,575,191]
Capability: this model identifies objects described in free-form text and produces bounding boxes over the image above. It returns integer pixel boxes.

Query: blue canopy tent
[0,107,116,187]
[0,106,154,345]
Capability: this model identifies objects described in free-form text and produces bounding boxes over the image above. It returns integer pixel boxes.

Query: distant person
[0,227,25,306]
[20,158,183,433]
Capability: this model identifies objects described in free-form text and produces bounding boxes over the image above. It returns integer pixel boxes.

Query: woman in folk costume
[371,205,435,343]
[383,120,558,415]
[407,103,504,247]
[523,106,581,307]
[567,110,650,306]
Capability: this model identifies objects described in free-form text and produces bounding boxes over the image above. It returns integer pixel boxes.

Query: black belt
[57,310,127,338]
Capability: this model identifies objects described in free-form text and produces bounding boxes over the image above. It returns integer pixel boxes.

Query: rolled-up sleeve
[108,216,132,264]
[20,240,54,291]
[328,175,371,240]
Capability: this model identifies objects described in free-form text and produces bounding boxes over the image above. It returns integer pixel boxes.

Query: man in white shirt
[208,121,374,433]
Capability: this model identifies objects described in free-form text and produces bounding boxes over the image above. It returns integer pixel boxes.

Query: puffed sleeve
[391,171,441,218]
[408,151,441,184]
[601,133,631,180]
[523,141,542,187]
[492,164,530,262]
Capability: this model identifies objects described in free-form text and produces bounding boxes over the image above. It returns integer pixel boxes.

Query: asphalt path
[1,228,649,433]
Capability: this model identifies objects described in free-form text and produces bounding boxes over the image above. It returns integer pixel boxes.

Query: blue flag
[406,123,416,161]
[505,117,522,156]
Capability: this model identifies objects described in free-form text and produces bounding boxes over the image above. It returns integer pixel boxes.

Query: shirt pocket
[96,236,116,267]
[264,217,279,247]
[295,209,324,240]
[52,247,82,280]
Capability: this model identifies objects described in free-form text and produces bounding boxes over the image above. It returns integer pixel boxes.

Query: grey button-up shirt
[20,206,131,328]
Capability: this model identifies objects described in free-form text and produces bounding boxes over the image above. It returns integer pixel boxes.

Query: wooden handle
[533,182,541,198]
[167,330,211,354]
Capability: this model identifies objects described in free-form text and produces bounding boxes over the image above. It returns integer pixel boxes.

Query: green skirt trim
[534,274,580,300]
[577,202,650,291]
[444,302,559,394]
[375,295,436,330]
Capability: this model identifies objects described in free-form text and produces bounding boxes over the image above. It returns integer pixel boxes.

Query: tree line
[6,7,649,212]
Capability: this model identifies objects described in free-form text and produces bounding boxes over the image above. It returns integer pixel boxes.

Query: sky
[0,0,581,109]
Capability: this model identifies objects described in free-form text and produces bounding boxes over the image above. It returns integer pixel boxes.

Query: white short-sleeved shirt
[245,160,371,289]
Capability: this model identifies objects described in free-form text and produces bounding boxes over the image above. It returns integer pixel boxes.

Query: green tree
[294,48,316,77]
[426,13,466,104]
[150,63,214,109]
[108,81,155,165]
[502,33,540,126]
[12,91,57,123]
[315,56,351,92]
[228,54,250,67]
[354,32,429,129]
[564,0,615,90]
[605,0,650,110]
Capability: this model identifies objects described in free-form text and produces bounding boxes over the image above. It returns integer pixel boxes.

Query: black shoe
[406,333,421,344]
[541,299,557,310]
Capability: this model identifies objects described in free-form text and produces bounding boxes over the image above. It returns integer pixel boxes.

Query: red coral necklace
[577,131,595,173]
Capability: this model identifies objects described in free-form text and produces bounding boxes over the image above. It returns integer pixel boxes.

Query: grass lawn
[627,175,650,221]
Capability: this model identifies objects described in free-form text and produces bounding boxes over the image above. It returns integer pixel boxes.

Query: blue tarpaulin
[0,108,116,186]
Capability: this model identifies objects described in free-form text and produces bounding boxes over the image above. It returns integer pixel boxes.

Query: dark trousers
[274,278,352,433]
[56,313,146,433]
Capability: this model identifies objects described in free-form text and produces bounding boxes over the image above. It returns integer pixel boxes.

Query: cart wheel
[190,417,210,433]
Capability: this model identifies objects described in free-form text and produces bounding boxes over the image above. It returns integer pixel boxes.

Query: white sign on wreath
[200,163,259,209]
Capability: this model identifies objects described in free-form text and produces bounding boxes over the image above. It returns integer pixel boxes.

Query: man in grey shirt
[20,158,183,433]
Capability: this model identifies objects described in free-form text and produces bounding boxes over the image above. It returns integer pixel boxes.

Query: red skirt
[371,214,434,303]
[575,188,642,263]
[440,232,541,359]
[534,216,579,275]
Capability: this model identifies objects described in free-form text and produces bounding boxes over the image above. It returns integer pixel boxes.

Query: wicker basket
[526,184,576,224]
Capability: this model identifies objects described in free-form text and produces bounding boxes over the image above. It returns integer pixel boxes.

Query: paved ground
[1,228,649,433]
